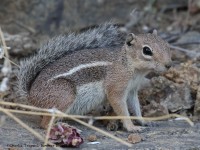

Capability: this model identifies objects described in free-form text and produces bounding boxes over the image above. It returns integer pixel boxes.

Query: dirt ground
[0,113,200,150]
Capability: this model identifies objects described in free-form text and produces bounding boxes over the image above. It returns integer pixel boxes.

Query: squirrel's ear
[153,29,157,35]
[126,33,136,46]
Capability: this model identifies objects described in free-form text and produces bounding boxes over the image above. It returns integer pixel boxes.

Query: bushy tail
[18,23,125,96]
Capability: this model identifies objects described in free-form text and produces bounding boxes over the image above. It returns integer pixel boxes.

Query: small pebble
[127,134,142,144]
[87,134,97,142]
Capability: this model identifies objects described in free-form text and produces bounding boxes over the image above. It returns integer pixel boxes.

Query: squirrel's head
[125,30,172,73]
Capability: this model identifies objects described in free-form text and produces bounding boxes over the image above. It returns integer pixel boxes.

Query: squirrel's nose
[165,63,172,69]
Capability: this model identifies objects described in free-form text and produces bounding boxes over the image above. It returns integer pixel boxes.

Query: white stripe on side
[50,61,112,81]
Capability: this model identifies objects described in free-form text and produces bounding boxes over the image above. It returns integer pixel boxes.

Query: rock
[140,75,193,115]
[164,61,200,94]
[143,101,169,117]
[160,82,193,113]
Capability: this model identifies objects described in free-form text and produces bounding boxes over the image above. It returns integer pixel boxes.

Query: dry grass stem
[0,27,19,68]
[170,45,200,58]
[0,101,55,112]
[0,101,194,126]
[13,20,36,34]
[43,110,56,150]
[3,55,20,68]
[0,27,12,71]
[0,27,6,58]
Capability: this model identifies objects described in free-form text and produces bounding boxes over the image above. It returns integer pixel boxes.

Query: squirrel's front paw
[124,122,143,132]
[127,125,143,132]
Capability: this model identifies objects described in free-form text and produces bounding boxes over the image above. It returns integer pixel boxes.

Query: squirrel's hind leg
[29,78,76,129]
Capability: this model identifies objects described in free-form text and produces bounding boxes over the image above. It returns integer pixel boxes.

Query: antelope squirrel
[18,23,171,132]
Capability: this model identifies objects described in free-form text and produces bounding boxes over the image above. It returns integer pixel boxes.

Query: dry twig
[0,27,12,92]
[13,20,36,34]
[43,109,56,150]
[0,101,194,126]
[170,45,200,58]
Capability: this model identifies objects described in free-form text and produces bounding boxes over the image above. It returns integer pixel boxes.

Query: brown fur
[28,33,171,131]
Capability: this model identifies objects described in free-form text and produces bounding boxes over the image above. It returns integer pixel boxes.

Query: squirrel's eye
[143,46,153,56]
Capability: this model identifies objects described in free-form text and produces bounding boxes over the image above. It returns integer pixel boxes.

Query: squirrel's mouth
[154,64,170,74]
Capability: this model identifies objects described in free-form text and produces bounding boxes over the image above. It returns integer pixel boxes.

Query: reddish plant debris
[127,134,142,144]
[48,123,83,147]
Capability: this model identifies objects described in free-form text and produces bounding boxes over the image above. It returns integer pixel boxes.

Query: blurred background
[0,0,200,121]
[0,0,200,55]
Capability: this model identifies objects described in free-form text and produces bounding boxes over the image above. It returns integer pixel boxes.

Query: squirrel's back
[18,23,125,97]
